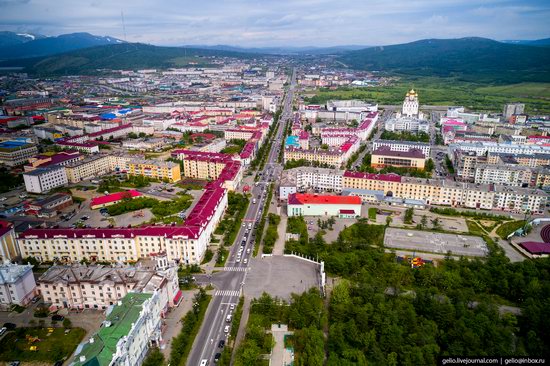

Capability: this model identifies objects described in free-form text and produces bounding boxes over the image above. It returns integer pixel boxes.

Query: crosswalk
[223,267,247,272]
[215,290,241,297]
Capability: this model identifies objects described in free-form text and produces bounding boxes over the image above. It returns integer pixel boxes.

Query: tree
[142,349,165,366]
[420,215,428,229]
[425,158,435,172]
[62,317,72,329]
[431,217,442,230]
[404,208,414,224]
[386,216,393,227]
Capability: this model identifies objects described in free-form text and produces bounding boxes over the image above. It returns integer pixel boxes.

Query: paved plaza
[384,228,489,257]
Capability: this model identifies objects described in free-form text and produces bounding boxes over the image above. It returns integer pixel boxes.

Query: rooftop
[90,190,142,207]
[0,263,33,285]
[288,193,361,205]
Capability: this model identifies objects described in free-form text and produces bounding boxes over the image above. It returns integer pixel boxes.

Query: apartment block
[372,140,431,157]
[126,159,181,183]
[0,140,39,166]
[0,263,36,307]
[65,155,111,183]
[23,165,68,193]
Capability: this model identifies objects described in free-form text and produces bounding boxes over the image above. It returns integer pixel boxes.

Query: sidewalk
[161,289,198,358]
[230,297,251,364]
[270,324,294,366]
[272,211,288,255]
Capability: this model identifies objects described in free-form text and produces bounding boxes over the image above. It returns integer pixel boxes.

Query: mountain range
[338,37,550,83]
[1,31,549,83]
[0,32,124,60]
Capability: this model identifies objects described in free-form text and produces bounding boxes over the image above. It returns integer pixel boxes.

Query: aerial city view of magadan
[0,1,548,365]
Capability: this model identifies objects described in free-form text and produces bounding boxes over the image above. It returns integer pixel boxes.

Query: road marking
[223,267,247,272]
[215,290,241,297]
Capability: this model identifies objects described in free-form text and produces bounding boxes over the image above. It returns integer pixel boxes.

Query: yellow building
[284,148,343,167]
[0,223,18,261]
[127,159,181,183]
[371,147,426,169]
[65,155,111,183]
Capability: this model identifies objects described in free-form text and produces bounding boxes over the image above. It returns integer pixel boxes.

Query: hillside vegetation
[0,43,256,75]
[339,37,550,83]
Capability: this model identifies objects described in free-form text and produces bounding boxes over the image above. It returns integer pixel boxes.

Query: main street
[187,68,296,365]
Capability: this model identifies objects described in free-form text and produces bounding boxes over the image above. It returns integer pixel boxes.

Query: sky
[0,0,549,47]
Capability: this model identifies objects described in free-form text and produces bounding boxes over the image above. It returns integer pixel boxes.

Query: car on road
[3,323,16,330]
[218,339,225,348]
[0,327,6,336]
[244,258,248,264]
[200,360,209,366]
[230,304,235,310]
[214,352,221,362]
[246,248,250,254]
[51,314,64,321]
[224,325,230,333]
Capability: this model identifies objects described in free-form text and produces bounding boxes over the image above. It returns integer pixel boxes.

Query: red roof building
[90,190,142,209]
[287,193,361,217]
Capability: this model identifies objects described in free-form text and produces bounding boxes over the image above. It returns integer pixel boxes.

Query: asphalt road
[186,69,296,366]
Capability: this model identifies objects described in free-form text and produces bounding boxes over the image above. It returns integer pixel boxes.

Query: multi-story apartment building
[449,141,550,157]
[37,260,179,312]
[0,263,36,307]
[72,292,162,366]
[474,164,533,187]
[385,117,429,133]
[65,155,111,183]
[0,140,38,166]
[143,114,178,131]
[23,165,68,193]
[284,147,343,167]
[126,159,181,183]
[172,150,243,191]
[342,171,547,213]
[18,181,228,264]
[372,140,431,158]
[24,150,82,172]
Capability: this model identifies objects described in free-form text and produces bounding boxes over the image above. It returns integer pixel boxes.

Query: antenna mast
[121,10,127,41]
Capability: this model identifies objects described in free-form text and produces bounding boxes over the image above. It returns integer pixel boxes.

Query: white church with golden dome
[402,89,420,117]
[385,89,429,133]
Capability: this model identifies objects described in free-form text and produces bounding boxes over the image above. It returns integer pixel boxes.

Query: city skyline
[0,0,549,47]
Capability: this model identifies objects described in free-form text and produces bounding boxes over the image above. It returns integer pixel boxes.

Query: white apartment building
[0,263,36,307]
[73,292,162,366]
[23,165,68,193]
[449,142,550,157]
[372,140,431,158]
[143,115,177,131]
[474,164,532,187]
[385,117,429,133]
[296,168,344,192]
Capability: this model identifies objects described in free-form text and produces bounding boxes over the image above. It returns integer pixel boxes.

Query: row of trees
[380,130,430,143]
[262,213,280,254]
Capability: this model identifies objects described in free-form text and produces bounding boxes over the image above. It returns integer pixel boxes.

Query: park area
[384,227,489,257]
[0,327,86,363]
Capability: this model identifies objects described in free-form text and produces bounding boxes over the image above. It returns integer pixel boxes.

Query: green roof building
[72,292,162,366]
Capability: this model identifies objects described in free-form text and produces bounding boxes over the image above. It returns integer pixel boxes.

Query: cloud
[0,0,548,46]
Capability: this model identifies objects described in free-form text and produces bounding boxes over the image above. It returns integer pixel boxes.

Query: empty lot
[384,228,488,257]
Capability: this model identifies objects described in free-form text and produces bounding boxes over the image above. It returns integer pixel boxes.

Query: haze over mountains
[1,31,549,83]
[0,31,124,59]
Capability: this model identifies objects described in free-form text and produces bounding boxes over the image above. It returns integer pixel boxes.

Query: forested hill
[339,37,550,83]
[0,43,258,75]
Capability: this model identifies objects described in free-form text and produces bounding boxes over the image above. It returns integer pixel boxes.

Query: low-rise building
[372,140,431,158]
[72,292,162,366]
[0,263,36,307]
[26,193,73,217]
[23,165,68,193]
[90,190,142,210]
[287,193,362,217]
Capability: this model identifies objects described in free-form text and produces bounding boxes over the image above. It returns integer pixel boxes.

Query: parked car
[51,314,64,321]
[3,323,16,330]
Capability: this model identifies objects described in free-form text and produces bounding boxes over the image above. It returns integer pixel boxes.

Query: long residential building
[342,171,547,213]
[65,155,111,183]
[449,141,550,157]
[126,159,181,183]
[279,167,345,199]
[372,140,431,157]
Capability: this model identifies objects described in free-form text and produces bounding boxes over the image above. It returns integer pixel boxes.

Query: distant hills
[0,31,45,47]
[338,37,550,83]
[0,43,254,75]
[501,38,550,47]
[184,44,368,55]
[0,32,124,60]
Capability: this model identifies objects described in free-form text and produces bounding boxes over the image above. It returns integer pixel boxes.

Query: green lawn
[368,207,377,221]
[496,220,527,239]
[305,78,550,114]
[0,327,86,362]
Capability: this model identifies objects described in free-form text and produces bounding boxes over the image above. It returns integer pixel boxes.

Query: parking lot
[384,227,489,257]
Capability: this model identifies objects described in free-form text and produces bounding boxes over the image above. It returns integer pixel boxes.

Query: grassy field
[496,220,527,239]
[0,327,86,362]
[304,78,550,114]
